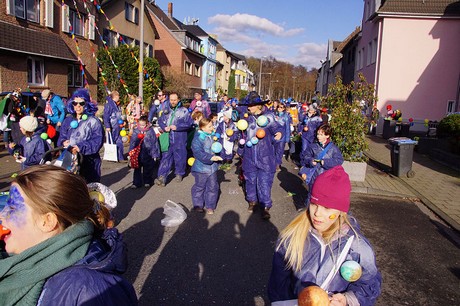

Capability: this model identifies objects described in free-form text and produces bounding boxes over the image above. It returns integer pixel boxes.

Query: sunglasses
[72,101,86,107]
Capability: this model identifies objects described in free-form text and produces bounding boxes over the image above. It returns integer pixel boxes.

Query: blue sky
[155,0,364,69]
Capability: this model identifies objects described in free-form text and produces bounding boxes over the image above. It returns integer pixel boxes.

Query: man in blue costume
[103,90,125,161]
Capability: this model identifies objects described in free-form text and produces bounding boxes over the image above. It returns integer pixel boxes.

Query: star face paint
[1,185,27,227]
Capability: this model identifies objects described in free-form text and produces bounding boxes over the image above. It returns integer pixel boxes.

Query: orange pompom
[256,128,266,139]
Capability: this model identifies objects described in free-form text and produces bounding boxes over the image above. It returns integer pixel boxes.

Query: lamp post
[269,80,279,100]
[292,76,296,100]
[138,0,145,98]
[258,56,266,94]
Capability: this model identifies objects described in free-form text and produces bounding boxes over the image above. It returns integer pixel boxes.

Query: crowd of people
[0,87,381,305]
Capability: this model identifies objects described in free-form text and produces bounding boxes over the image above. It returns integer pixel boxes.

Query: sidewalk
[352,135,460,232]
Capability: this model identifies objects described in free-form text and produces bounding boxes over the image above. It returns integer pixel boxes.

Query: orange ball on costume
[298,285,330,306]
[256,128,266,139]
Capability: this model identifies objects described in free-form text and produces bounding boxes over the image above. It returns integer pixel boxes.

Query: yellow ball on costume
[226,129,234,136]
[188,157,195,166]
[237,119,248,131]
[120,130,127,137]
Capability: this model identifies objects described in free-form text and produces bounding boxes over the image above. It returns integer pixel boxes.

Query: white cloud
[291,42,327,68]
[208,13,304,37]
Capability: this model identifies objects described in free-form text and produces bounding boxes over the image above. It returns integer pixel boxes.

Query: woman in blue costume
[58,88,104,183]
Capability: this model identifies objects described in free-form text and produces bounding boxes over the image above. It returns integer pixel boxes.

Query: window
[371,38,377,64]
[447,100,458,114]
[367,42,372,66]
[194,65,200,77]
[27,57,44,86]
[69,9,85,36]
[68,64,83,87]
[208,64,215,76]
[125,2,139,24]
[185,61,192,75]
[9,0,40,23]
[225,71,229,81]
[103,29,118,47]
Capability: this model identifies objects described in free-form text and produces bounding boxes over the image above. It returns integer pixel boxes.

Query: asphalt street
[97,160,460,306]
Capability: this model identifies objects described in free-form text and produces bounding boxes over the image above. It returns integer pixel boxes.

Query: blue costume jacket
[191,130,218,174]
[47,95,66,125]
[103,97,124,161]
[148,99,170,123]
[58,115,104,182]
[298,113,323,152]
[38,228,138,306]
[268,217,382,305]
[275,111,292,143]
[9,132,50,170]
[129,127,160,163]
[301,140,344,180]
[241,108,283,173]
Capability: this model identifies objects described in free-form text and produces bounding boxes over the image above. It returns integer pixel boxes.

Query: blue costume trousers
[158,143,187,178]
[191,172,219,209]
[275,141,286,166]
[133,160,155,187]
[80,153,101,183]
[244,169,275,209]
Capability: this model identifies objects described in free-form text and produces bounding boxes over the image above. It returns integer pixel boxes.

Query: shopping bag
[128,138,143,168]
[161,200,187,227]
[0,114,7,131]
[158,132,170,152]
[103,131,118,162]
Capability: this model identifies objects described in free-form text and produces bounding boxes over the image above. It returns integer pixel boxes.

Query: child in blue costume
[129,116,160,188]
[239,91,283,220]
[298,104,323,163]
[268,166,381,305]
[8,116,50,170]
[274,101,292,170]
[190,117,223,214]
[215,108,239,164]
[58,88,104,183]
[299,124,344,209]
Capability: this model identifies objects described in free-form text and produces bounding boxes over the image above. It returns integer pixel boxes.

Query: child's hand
[330,293,347,306]
[301,173,307,180]
[8,142,16,149]
[211,156,223,162]
[312,160,317,166]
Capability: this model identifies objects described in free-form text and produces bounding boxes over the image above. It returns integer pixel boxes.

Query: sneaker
[144,184,151,188]
[192,206,204,213]
[247,201,257,212]
[262,208,271,220]
[130,185,138,189]
[175,175,183,182]
[155,176,165,186]
[206,209,214,215]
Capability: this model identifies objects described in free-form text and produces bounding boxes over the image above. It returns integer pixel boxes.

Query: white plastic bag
[161,200,187,227]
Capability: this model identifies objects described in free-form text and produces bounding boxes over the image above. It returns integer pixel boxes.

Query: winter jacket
[191,130,219,174]
[9,132,50,170]
[241,107,284,173]
[158,105,193,146]
[38,228,138,306]
[47,95,66,125]
[129,127,160,163]
[268,217,382,305]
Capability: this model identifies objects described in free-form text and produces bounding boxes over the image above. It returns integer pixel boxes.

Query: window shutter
[88,14,95,40]
[45,0,54,28]
[61,4,70,33]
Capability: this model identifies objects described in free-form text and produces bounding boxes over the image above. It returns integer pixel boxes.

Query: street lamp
[292,76,296,100]
[269,79,279,100]
[258,56,266,94]
[138,0,145,98]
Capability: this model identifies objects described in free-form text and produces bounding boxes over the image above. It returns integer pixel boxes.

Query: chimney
[168,2,173,18]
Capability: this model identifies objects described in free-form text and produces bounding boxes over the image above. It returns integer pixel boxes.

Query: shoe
[206,209,214,215]
[155,176,165,186]
[145,184,151,188]
[247,201,257,212]
[175,175,183,182]
[130,185,138,189]
[262,208,271,220]
[192,206,204,213]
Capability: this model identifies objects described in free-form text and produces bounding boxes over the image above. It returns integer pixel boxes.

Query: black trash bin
[383,120,396,139]
[395,123,411,137]
[389,137,418,178]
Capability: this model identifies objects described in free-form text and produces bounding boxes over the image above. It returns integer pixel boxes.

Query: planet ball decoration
[257,115,268,127]
[250,137,259,145]
[40,133,48,140]
[256,129,266,139]
[244,113,249,118]
[215,133,221,139]
[226,129,234,136]
[137,133,145,139]
[297,285,330,306]
[246,141,253,148]
[237,119,248,131]
[70,120,78,129]
[239,139,246,146]
[120,130,127,137]
[118,119,124,125]
[211,142,223,153]
[122,136,128,143]
[187,157,195,166]
[213,136,218,141]
[340,260,362,282]
[81,114,88,121]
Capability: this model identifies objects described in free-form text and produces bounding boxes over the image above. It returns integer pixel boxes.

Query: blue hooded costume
[148,98,170,123]
[298,110,323,155]
[9,132,51,170]
[274,109,292,167]
[129,125,160,187]
[103,96,124,161]
[58,89,104,183]
[239,93,283,210]
[157,102,193,181]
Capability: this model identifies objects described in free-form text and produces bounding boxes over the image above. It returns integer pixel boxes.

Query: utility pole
[138,0,145,99]
[258,56,265,94]
[292,76,296,100]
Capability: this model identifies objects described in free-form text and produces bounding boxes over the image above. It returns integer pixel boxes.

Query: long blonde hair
[276,211,354,272]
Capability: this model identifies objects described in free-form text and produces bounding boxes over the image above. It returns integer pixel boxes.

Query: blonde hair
[277,211,355,272]
[14,165,112,231]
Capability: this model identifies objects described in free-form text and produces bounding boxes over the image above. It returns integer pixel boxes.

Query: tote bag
[103,131,118,162]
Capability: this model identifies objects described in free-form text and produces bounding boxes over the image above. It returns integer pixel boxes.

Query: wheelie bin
[388,137,418,178]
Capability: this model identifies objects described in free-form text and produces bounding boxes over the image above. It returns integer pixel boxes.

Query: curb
[351,185,413,199]
[365,151,460,233]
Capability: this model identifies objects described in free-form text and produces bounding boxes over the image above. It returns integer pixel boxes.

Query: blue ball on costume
[246,141,253,147]
[215,133,221,139]
[81,114,88,120]
[340,260,362,282]
[257,115,268,127]
[251,137,259,145]
[211,142,223,153]
[118,119,124,125]
[70,120,78,129]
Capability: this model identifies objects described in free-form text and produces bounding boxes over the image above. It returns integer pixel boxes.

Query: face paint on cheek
[2,186,27,227]
[329,214,337,220]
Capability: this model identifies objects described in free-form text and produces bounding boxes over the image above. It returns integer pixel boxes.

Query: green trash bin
[388,137,418,178]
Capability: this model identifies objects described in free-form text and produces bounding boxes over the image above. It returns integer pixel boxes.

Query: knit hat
[223,109,233,119]
[41,89,51,100]
[19,116,38,132]
[310,166,351,212]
